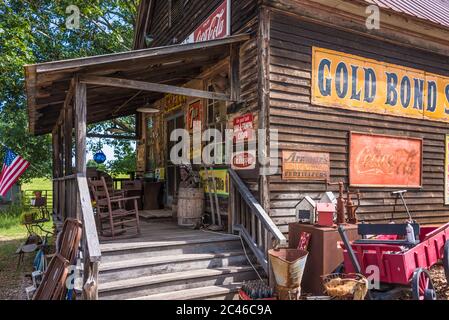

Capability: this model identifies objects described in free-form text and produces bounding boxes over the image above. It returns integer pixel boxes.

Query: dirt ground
[0,237,34,300]
[430,264,449,300]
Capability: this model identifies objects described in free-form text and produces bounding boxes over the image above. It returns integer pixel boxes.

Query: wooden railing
[229,169,286,274]
[53,174,101,300]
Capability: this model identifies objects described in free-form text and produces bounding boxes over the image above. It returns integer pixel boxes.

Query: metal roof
[364,0,449,28]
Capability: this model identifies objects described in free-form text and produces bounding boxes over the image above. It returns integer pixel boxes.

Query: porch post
[74,78,87,221]
[74,79,87,176]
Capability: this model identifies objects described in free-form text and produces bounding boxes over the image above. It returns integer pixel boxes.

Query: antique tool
[328,182,346,224]
[392,190,414,223]
[346,190,361,224]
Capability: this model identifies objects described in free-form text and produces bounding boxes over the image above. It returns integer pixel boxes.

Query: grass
[0,178,54,300]
[21,178,52,192]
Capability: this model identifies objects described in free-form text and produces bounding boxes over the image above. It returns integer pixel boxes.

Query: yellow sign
[164,94,187,114]
[312,47,449,122]
[199,169,229,197]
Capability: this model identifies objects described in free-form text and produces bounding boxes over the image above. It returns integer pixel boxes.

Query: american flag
[0,148,30,197]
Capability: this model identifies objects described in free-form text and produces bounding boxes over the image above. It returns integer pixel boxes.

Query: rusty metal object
[268,248,308,300]
[346,190,361,224]
[328,182,346,224]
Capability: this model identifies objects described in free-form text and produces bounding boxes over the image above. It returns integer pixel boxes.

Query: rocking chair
[89,177,141,239]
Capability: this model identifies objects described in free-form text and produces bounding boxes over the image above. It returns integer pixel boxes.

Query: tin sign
[183,0,231,44]
[233,113,254,142]
[232,150,256,170]
[282,151,330,181]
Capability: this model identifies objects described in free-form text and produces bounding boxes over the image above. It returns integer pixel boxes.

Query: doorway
[166,112,185,205]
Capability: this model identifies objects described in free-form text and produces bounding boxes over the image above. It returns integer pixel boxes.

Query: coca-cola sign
[183,0,230,44]
[232,151,256,171]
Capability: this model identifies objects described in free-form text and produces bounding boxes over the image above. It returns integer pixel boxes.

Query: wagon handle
[391,190,414,223]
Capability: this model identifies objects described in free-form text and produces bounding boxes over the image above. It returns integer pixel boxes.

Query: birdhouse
[320,192,337,205]
[295,196,316,224]
[316,203,336,227]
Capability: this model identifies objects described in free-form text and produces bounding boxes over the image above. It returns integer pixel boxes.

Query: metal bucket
[268,249,308,299]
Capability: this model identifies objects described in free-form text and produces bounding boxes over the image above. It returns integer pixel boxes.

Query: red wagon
[339,192,449,300]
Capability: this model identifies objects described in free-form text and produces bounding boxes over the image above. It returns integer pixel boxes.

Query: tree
[0,0,138,181]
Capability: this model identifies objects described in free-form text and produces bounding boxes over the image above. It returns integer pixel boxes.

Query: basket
[322,273,368,300]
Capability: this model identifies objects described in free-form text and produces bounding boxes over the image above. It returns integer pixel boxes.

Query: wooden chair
[33,219,82,300]
[89,177,141,239]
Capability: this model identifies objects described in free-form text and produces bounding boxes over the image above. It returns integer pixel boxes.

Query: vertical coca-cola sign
[183,0,231,44]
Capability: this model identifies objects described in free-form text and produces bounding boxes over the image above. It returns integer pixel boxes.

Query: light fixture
[137,107,160,114]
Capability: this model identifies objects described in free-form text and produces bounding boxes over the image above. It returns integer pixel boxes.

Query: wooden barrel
[177,188,205,227]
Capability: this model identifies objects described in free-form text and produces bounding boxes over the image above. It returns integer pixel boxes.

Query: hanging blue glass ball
[94,151,107,164]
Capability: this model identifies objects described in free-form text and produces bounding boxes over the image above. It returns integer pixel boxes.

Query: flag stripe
[0,158,23,187]
[0,161,29,196]
[0,149,30,197]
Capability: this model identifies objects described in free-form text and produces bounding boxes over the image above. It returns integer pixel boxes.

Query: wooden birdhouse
[295,196,316,224]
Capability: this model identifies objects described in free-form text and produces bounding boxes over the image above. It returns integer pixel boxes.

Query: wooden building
[24,0,449,299]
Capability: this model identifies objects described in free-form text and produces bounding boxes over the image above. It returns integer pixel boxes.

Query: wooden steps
[129,284,241,300]
[98,221,261,300]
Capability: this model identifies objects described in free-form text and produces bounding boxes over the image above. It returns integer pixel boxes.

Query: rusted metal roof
[364,0,449,28]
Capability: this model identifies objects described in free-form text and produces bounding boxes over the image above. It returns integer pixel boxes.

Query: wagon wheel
[411,268,437,300]
[444,241,449,282]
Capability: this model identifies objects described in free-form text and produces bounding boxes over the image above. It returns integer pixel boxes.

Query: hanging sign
[164,94,187,114]
[187,100,203,132]
[233,113,254,142]
[444,135,449,205]
[282,151,330,181]
[231,150,256,170]
[199,169,229,197]
[312,47,449,122]
[183,0,231,44]
[349,132,423,188]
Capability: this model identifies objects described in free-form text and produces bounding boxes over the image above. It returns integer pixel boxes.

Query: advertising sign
[233,113,254,142]
[312,47,449,122]
[199,169,229,197]
[231,150,256,170]
[349,132,423,188]
[282,151,330,181]
[183,0,231,44]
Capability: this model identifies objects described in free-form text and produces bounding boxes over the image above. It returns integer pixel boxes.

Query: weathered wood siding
[149,0,258,47]
[267,10,449,232]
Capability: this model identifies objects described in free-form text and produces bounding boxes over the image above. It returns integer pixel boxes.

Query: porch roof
[25,34,249,136]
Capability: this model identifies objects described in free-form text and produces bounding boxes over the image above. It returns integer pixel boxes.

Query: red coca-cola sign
[232,151,256,170]
[184,0,230,44]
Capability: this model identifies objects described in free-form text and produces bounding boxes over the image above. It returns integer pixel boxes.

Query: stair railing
[229,169,286,273]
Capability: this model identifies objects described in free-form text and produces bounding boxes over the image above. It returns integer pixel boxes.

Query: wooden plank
[74,80,87,175]
[80,75,233,102]
[29,34,250,74]
[77,176,101,262]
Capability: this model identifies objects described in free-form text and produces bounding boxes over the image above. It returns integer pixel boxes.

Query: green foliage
[0,196,30,230]
[0,0,138,181]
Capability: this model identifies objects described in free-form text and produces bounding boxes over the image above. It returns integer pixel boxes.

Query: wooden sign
[312,47,449,123]
[164,94,187,114]
[186,100,203,131]
[231,150,256,170]
[349,132,423,188]
[444,135,449,205]
[282,151,330,181]
[233,113,254,142]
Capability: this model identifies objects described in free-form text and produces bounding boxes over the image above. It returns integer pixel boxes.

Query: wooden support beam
[87,134,138,140]
[229,44,241,102]
[74,80,87,176]
[80,75,233,102]
[64,102,73,176]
